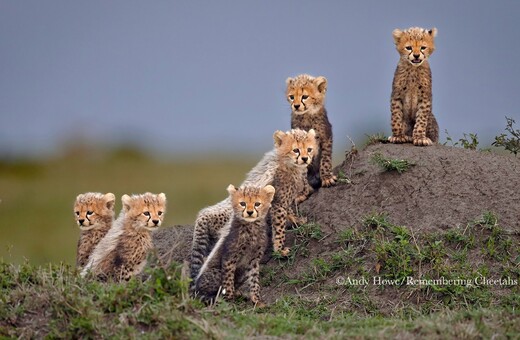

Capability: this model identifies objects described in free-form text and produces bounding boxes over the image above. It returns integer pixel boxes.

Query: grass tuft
[371,153,414,174]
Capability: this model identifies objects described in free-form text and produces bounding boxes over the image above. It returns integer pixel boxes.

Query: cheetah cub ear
[103,193,116,210]
[273,130,286,147]
[428,28,438,37]
[122,194,132,212]
[392,28,403,44]
[314,76,327,94]
[262,185,276,202]
[285,77,295,86]
[226,184,238,195]
[157,193,167,204]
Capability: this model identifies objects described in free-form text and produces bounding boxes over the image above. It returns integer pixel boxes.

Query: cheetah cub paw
[321,174,337,187]
[273,247,291,258]
[388,135,413,144]
[413,137,433,146]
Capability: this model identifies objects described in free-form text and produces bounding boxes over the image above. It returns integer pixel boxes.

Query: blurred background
[1,1,519,265]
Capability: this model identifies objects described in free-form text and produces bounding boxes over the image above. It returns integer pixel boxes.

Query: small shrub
[492,116,520,156]
[444,130,480,150]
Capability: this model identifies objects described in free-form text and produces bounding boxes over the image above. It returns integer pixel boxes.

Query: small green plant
[336,170,351,184]
[371,153,414,174]
[280,222,324,264]
[492,116,520,156]
[293,222,323,241]
[444,130,480,150]
[459,133,479,150]
[364,133,388,146]
[362,212,394,229]
[374,232,414,281]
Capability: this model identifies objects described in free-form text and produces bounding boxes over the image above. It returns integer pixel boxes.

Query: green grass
[266,211,519,317]
[1,259,518,339]
[370,153,414,174]
[0,148,255,265]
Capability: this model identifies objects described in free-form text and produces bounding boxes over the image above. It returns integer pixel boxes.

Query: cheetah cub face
[285,74,327,115]
[74,192,115,231]
[122,192,167,231]
[274,128,318,168]
[227,185,275,222]
[393,27,437,67]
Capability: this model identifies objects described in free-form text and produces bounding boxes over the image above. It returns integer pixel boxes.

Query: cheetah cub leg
[287,205,307,226]
[320,136,337,187]
[389,99,413,144]
[412,108,433,146]
[295,179,313,204]
[221,256,238,300]
[245,259,264,307]
[271,206,290,257]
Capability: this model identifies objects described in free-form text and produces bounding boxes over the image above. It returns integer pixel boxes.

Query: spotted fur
[194,185,275,305]
[270,128,318,256]
[190,150,278,280]
[81,192,166,281]
[286,74,336,188]
[389,27,439,146]
[74,192,116,270]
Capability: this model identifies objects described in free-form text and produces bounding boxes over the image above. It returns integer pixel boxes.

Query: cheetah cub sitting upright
[74,192,116,270]
[194,184,275,305]
[82,192,167,281]
[190,149,278,280]
[286,74,336,188]
[389,27,439,146]
[270,128,318,256]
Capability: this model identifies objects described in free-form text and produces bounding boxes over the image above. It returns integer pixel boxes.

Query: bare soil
[304,143,520,233]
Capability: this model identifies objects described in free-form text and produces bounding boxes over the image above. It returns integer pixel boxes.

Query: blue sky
[1,1,519,157]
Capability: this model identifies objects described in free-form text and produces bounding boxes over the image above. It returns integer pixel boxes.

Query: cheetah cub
[194,184,275,305]
[74,192,116,270]
[389,27,439,146]
[270,128,318,256]
[82,192,166,281]
[190,149,278,280]
[286,74,336,188]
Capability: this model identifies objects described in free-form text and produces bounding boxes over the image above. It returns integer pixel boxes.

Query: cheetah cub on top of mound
[389,27,439,146]
[194,184,275,305]
[74,192,116,270]
[286,74,336,188]
[270,128,318,256]
[82,192,166,281]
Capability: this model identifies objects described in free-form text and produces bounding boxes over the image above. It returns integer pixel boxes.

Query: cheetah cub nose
[152,219,160,226]
[301,157,308,163]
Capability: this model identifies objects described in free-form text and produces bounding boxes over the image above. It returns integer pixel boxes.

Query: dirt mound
[261,143,520,313]
[304,143,520,232]
[153,225,193,265]
[153,143,520,314]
